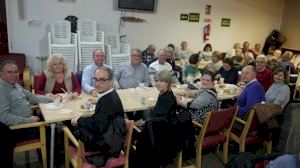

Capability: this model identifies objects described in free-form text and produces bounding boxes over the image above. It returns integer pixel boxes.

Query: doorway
[0,0,8,54]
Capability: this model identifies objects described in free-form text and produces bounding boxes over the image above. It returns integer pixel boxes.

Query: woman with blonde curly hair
[35,54,81,98]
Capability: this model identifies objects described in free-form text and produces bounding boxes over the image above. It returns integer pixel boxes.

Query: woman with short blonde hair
[35,54,81,98]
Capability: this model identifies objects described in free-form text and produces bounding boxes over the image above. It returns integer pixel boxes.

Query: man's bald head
[148,44,156,54]
[241,65,257,83]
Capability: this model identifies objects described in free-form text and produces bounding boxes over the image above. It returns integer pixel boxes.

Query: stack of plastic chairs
[77,19,104,70]
[48,20,78,73]
[105,33,130,70]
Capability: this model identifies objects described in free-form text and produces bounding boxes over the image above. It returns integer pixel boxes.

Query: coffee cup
[84,101,91,110]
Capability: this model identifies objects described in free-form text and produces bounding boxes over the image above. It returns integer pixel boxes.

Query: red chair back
[248,113,261,132]
[206,106,237,134]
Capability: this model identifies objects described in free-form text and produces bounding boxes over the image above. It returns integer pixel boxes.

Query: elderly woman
[35,54,81,98]
[177,71,218,124]
[135,70,177,167]
[265,68,290,107]
[278,51,297,74]
[256,55,273,91]
[216,58,239,84]
[136,70,177,124]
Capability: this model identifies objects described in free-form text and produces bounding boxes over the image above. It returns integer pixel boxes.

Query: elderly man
[242,41,256,57]
[82,49,111,96]
[0,60,53,126]
[273,49,282,60]
[178,41,193,60]
[256,55,273,91]
[142,44,156,66]
[236,66,265,117]
[71,67,126,166]
[114,49,150,89]
[148,49,179,86]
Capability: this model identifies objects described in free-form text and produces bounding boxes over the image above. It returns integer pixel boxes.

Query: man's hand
[71,116,80,126]
[90,89,98,97]
[28,116,40,123]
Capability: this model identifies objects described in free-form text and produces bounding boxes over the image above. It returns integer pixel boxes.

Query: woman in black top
[135,70,178,168]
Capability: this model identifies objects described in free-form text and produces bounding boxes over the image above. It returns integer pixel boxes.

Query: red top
[256,68,272,92]
[35,72,81,95]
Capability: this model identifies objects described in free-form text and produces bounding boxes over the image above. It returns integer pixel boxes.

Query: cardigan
[265,82,290,106]
[236,81,265,117]
[188,88,218,124]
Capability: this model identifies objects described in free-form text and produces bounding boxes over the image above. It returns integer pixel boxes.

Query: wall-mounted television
[114,0,157,13]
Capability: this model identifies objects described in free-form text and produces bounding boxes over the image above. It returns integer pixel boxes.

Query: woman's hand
[72,92,79,99]
[46,93,54,98]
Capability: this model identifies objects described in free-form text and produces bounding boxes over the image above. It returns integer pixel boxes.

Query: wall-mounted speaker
[18,0,24,19]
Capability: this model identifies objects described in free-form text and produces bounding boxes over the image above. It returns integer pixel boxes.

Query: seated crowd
[0,39,299,167]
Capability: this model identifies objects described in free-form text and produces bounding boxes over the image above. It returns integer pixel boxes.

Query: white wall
[6,0,284,73]
[281,0,300,50]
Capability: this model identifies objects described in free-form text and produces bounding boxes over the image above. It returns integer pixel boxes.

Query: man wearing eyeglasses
[0,60,53,126]
[0,60,53,166]
[71,67,126,166]
[114,48,150,89]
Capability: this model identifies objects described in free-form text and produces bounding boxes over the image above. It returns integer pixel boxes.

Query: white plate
[77,105,95,112]
[46,103,63,110]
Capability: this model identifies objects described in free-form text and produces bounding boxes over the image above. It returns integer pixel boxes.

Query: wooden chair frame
[229,109,272,153]
[10,121,47,168]
[177,107,237,168]
[63,119,134,168]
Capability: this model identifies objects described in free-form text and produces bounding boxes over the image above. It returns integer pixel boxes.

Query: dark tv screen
[116,0,157,13]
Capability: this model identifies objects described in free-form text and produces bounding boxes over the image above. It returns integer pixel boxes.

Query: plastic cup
[66,92,72,100]
[220,78,225,84]
[54,96,61,107]
[84,101,91,110]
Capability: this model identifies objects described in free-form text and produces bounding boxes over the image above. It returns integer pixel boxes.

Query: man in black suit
[71,67,126,167]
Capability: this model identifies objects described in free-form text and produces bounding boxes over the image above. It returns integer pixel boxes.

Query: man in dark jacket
[71,67,126,166]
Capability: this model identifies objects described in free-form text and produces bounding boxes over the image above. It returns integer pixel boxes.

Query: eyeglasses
[2,70,19,74]
[92,77,110,83]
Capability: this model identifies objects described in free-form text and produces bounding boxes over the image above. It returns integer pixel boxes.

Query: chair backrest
[77,19,97,42]
[124,119,134,167]
[50,20,71,44]
[106,33,120,54]
[206,106,237,134]
[248,110,262,132]
[75,70,83,86]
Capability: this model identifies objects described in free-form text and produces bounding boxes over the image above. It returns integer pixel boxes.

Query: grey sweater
[0,78,51,126]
